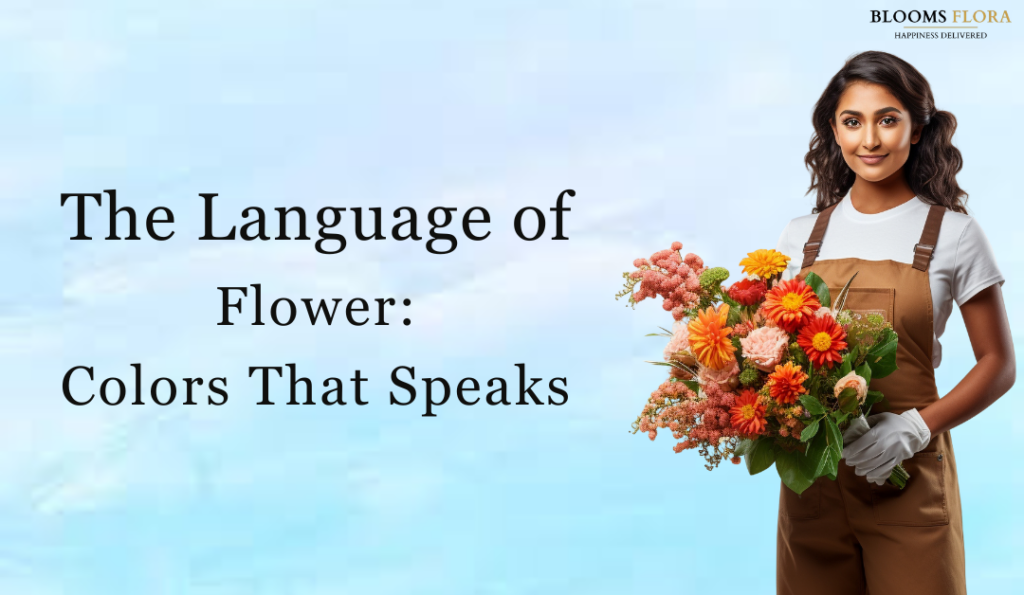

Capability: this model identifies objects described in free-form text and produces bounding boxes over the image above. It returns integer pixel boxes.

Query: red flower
[762,279,821,333]
[728,278,767,306]
[730,389,767,436]
[767,361,809,405]
[797,315,848,368]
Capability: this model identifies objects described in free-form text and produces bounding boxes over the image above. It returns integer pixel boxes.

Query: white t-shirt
[775,194,1005,368]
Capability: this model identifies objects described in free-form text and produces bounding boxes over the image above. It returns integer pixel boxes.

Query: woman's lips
[857,154,888,165]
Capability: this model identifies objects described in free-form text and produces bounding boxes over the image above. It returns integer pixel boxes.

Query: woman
[772,51,1015,595]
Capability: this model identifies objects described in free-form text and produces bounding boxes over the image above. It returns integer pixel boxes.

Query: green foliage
[788,341,809,368]
[866,327,898,379]
[799,394,826,416]
[862,390,886,416]
[855,362,873,386]
[681,380,700,393]
[838,352,853,377]
[837,387,860,413]
[745,437,777,475]
[739,365,760,387]
[776,447,816,495]
[733,438,756,457]
[805,417,843,480]
[699,267,730,291]
[800,418,820,442]
[803,272,831,308]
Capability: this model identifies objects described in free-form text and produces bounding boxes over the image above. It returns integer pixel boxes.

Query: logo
[870,9,1012,39]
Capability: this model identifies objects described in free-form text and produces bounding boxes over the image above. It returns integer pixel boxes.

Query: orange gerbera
[730,389,767,436]
[762,278,821,333]
[687,304,737,370]
[768,361,809,404]
[797,315,848,368]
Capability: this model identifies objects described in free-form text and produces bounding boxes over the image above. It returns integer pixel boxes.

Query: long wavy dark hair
[805,51,968,214]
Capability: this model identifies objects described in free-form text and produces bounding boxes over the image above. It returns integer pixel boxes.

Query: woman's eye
[880,116,899,126]
[842,118,860,127]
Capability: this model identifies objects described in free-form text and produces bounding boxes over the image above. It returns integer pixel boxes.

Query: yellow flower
[739,249,791,279]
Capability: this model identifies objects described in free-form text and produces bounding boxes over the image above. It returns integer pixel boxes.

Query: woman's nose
[862,125,881,151]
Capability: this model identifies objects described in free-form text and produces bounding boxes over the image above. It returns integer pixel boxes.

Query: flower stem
[887,463,910,489]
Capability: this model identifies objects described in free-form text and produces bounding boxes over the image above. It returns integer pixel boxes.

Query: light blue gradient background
[2,1,1021,593]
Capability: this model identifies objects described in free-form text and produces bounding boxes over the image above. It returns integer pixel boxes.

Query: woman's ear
[911,123,923,144]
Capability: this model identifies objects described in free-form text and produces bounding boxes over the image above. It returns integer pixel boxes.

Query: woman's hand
[918,284,1016,436]
[842,409,931,485]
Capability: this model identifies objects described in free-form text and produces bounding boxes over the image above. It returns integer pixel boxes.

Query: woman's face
[830,80,922,183]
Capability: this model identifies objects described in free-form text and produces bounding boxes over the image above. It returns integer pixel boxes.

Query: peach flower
[739,325,790,372]
[834,371,868,404]
[663,320,694,362]
[698,360,740,391]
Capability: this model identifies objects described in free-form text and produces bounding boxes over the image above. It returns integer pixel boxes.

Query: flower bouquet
[616,243,905,494]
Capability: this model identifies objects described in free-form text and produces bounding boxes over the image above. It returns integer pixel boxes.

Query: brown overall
[776,202,967,595]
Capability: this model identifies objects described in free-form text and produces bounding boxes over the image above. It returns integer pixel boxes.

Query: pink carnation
[663,320,693,361]
[698,359,739,390]
[739,325,790,372]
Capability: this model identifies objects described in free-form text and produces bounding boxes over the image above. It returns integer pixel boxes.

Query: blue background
[1,1,1020,593]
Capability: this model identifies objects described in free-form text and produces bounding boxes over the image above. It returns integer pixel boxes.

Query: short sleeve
[775,221,798,281]
[952,218,1005,306]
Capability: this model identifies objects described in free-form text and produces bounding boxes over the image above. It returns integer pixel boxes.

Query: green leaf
[832,410,851,426]
[681,380,700,393]
[745,437,777,475]
[800,418,820,442]
[799,394,826,416]
[862,390,886,416]
[838,356,852,377]
[837,387,860,413]
[806,417,843,479]
[803,272,831,308]
[645,332,672,337]
[733,438,756,457]
[776,447,816,495]
[855,362,873,387]
[866,328,898,379]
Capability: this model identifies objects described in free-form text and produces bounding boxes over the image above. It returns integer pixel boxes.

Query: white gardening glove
[841,409,931,485]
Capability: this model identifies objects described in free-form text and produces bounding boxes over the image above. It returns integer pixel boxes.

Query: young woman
[772,51,1015,595]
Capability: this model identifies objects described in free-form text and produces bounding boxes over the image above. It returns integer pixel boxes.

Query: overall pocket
[871,451,948,526]
[827,286,894,323]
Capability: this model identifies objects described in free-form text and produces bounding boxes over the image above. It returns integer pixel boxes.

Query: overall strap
[800,203,839,270]
[912,204,946,272]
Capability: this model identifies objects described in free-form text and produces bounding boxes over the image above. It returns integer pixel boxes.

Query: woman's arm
[918,284,1016,435]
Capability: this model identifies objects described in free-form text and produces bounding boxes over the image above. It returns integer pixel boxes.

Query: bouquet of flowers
[616,242,904,494]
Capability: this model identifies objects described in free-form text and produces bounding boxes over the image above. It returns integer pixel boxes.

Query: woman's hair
[805,50,968,214]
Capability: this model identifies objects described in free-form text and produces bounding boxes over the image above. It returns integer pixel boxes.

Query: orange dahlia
[762,278,821,333]
[768,361,809,404]
[730,389,767,436]
[797,315,848,368]
[687,304,737,370]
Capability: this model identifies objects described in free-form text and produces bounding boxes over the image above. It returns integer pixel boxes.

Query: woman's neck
[848,169,916,214]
